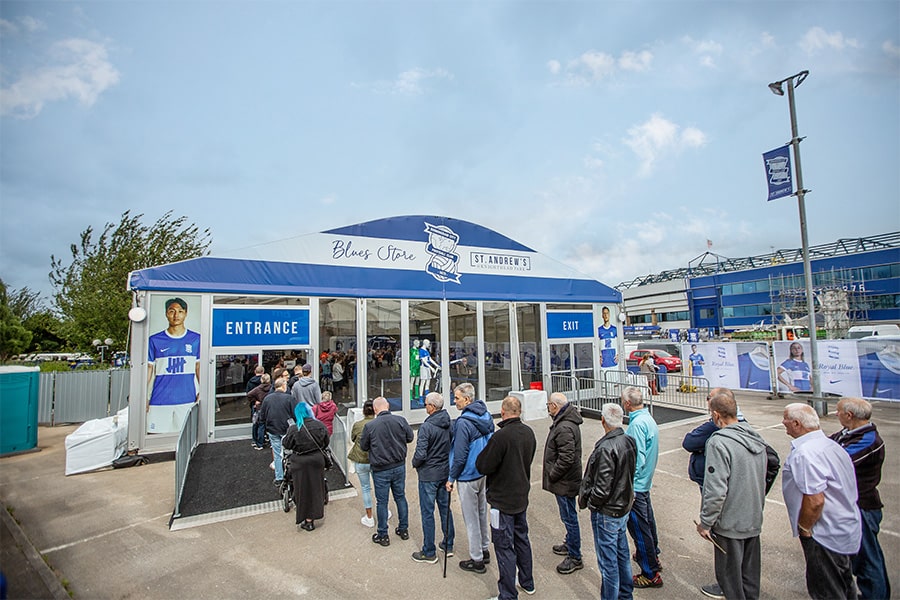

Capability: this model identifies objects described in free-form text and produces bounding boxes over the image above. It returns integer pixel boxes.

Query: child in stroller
[280,445,294,513]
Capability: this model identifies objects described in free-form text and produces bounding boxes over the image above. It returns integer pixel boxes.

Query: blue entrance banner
[763,145,793,201]
[212,308,310,347]
[546,312,594,339]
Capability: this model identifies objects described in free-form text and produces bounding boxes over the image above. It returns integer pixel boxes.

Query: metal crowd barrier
[173,402,200,519]
[549,369,711,416]
[330,411,349,475]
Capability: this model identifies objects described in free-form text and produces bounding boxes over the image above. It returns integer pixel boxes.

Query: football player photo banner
[146,294,202,434]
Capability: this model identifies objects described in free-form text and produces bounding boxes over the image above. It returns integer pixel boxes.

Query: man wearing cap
[291,363,322,409]
[147,297,201,434]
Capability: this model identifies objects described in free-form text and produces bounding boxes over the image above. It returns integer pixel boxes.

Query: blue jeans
[418,479,455,556]
[372,465,409,537]
[269,432,284,481]
[354,462,373,509]
[492,509,534,600]
[591,511,633,600]
[555,494,581,560]
[853,508,891,600]
[627,491,660,577]
[252,411,266,447]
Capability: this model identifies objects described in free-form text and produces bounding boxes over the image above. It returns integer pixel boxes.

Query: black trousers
[800,536,854,600]
[713,533,760,600]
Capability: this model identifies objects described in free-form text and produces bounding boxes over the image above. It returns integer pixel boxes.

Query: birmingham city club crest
[424,222,461,284]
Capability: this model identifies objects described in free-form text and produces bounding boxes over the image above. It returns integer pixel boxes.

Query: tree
[0,280,33,360]
[50,211,211,352]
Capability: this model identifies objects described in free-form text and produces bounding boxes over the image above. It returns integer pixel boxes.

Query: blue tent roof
[129,216,621,304]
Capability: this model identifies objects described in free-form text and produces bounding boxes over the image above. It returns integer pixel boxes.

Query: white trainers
[269,461,275,471]
[361,515,374,527]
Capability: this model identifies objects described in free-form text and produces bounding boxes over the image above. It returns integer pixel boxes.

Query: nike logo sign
[829,379,842,384]
[749,381,760,385]
[876,388,891,394]
[159,348,170,353]
[718,374,727,378]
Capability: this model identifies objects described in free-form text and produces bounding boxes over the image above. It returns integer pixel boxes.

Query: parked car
[627,349,682,372]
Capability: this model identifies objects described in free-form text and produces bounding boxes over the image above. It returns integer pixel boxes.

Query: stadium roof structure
[615,231,900,290]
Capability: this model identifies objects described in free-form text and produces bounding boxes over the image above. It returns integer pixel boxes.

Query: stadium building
[618,232,900,338]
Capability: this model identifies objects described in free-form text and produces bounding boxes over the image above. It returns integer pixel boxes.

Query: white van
[847,324,900,339]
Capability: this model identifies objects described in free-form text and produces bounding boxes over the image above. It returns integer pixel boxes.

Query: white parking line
[40,513,171,554]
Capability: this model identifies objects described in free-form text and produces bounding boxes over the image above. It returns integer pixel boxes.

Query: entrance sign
[763,145,793,201]
[212,308,310,347]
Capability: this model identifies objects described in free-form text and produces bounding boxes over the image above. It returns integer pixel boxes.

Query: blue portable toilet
[0,366,40,455]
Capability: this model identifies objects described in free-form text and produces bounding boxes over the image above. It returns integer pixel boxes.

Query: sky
[1,1,898,305]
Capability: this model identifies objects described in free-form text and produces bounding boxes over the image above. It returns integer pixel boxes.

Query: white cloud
[552,48,653,85]
[799,26,860,55]
[883,40,900,59]
[619,50,652,72]
[576,50,616,80]
[760,32,776,48]
[623,113,707,176]
[0,18,17,34]
[0,38,120,119]
[682,36,722,68]
[359,67,453,95]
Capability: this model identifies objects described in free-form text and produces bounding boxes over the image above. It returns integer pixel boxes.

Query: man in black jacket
[542,392,584,575]
[475,396,537,599]
[580,403,637,600]
[360,396,414,547]
[259,378,294,487]
[411,392,455,564]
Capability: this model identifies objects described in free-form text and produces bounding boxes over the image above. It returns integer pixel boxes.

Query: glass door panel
[367,299,401,411]
[409,300,441,412]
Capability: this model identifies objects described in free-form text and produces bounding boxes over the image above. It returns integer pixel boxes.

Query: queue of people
[248,364,890,600]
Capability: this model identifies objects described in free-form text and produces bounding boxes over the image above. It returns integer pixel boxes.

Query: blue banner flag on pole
[763,145,793,201]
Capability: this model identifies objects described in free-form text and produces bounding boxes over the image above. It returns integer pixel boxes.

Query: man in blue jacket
[411,392,455,564]
[360,396,414,547]
[830,397,891,600]
[445,382,495,574]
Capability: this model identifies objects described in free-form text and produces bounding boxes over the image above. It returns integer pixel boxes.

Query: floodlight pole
[769,70,821,403]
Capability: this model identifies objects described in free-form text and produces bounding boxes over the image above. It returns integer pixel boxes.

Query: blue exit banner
[212,308,310,347]
[546,312,594,339]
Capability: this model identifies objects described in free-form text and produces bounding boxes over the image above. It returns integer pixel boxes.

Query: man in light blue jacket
[623,386,662,589]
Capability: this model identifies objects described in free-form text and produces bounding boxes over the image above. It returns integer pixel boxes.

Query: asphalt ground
[1,392,897,600]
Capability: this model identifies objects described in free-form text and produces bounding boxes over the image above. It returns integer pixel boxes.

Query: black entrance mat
[582,403,701,426]
[176,439,350,519]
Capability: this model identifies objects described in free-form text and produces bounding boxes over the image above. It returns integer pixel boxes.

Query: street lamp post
[768,70,821,405]
[93,338,114,364]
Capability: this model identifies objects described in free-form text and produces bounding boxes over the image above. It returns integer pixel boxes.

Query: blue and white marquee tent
[130,215,620,303]
[127,216,622,452]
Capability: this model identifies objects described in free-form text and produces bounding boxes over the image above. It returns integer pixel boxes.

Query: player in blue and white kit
[777,341,811,392]
[688,344,705,377]
[597,306,618,369]
[147,297,201,433]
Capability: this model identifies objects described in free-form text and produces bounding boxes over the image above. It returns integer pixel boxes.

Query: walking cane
[442,479,451,578]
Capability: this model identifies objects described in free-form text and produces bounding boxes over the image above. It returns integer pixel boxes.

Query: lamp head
[768,81,784,96]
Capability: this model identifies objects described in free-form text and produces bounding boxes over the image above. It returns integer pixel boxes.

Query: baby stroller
[281,446,294,513]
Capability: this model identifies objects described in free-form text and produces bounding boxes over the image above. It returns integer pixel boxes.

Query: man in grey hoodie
[291,363,321,409]
[696,389,768,600]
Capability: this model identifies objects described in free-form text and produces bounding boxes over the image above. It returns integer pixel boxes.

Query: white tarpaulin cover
[65,408,129,475]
